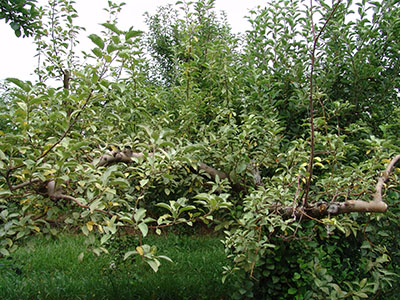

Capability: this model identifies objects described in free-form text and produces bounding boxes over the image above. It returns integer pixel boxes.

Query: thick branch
[275,199,387,220]
[198,162,228,180]
[97,149,231,182]
[373,154,400,202]
[97,149,145,167]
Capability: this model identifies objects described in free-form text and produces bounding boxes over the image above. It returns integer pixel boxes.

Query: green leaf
[10,21,20,31]
[88,34,104,49]
[119,216,134,225]
[140,179,149,187]
[156,203,171,210]
[178,206,196,215]
[0,190,12,196]
[125,30,142,40]
[111,178,130,188]
[193,193,211,201]
[70,141,90,151]
[124,250,137,260]
[92,47,103,58]
[236,162,247,174]
[0,210,9,219]
[100,234,111,245]
[106,43,118,54]
[359,278,367,288]
[93,248,101,256]
[158,255,173,263]
[183,144,204,153]
[17,102,27,111]
[158,141,174,148]
[138,222,148,237]
[330,283,342,293]
[0,248,10,256]
[288,288,297,295]
[89,200,100,213]
[101,165,118,186]
[15,28,22,37]
[0,149,6,160]
[134,208,147,222]
[101,23,120,34]
[81,225,89,236]
[16,231,25,239]
[354,292,369,298]
[118,50,129,59]
[146,259,160,272]
[6,77,30,92]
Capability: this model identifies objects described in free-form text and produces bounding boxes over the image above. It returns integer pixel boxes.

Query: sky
[0,0,264,81]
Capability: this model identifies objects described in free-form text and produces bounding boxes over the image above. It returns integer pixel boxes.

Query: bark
[97,149,146,167]
[198,162,228,180]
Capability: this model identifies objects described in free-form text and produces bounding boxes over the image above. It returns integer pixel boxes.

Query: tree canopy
[1,0,400,298]
[0,0,40,37]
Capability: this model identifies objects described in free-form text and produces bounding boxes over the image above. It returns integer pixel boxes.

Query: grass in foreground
[0,233,238,300]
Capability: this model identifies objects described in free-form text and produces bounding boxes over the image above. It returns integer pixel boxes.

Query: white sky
[0,0,265,81]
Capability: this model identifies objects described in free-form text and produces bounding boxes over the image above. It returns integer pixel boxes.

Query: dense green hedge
[1,0,399,298]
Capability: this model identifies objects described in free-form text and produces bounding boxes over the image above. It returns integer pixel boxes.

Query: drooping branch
[97,148,231,181]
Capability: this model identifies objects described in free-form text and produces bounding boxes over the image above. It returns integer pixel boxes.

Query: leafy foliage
[0,0,40,37]
[0,0,400,298]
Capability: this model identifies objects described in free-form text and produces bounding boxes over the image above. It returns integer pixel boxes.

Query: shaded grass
[0,233,237,300]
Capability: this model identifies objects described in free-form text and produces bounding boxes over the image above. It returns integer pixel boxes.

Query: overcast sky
[0,0,264,81]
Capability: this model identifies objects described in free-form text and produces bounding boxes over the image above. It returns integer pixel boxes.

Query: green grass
[0,233,237,300]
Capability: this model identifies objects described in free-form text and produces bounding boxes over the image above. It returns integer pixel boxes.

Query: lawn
[0,233,238,300]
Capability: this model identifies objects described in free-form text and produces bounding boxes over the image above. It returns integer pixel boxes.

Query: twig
[52,193,112,216]
[10,178,41,191]
[300,209,325,224]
